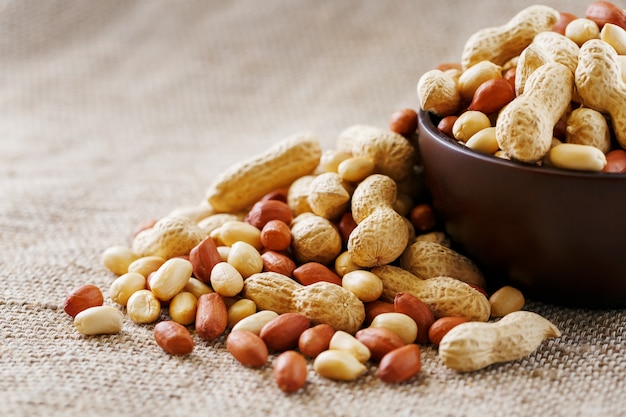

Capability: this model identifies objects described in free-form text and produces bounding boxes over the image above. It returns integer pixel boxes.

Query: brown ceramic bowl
[417,110,626,308]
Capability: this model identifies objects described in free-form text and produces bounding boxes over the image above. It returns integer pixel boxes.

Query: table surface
[2,1,625,416]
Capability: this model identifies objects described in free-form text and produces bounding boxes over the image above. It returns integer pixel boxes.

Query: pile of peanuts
[62,2,593,392]
[418,1,626,173]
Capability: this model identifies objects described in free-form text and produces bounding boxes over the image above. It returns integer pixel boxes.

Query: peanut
[341,270,383,303]
[261,251,296,277]
[205,132,322,213]
[227,241,264,278]
[576,39,626,148]
[195,293,228,341]
[109,272,146,307]
[290,213,342,265]
[101,245,138,276]
[307,172,351,219]
[586,1,626,30]
[328,330,371,363]
[438,311,561,372]
[394,292,435,345]
[601,23,626,54]
[127,256,166,278]
[388,108,418,137]
[189,236,222,284]
[226,330,269,368]
[416,69,461,117]
[336,125,416,182]
[149,258,193,302]
[227,298,257,328]
[298,323,335,358]
[132,215,205,259]
[565,107,612,153]
[354,327,405,361]
[273,351,308,393]
[489,286,525,318]
[373,265,490,322]
[461,5,560,69]
[400,240,486,288]
[452,111,491,143]
[126,289,161,324]
[74,305,124,335]
[496,62,574,163]
[259,312,311,352]
[64,284,104,318]
[457,60,503,101]
[377,344,422,383]
[566,18,600,45]
[369,312,418,345]
[168,291,198,325]
[260,220,292,252]
[243,272,365,334]
[154,321,194,356]
[548,143,607,172]
[313,350,367,381]
[231,310,279,335]
[428,316,469,346]
[348,174,409,268]
[210,262,245,297]
[465,127,499,155]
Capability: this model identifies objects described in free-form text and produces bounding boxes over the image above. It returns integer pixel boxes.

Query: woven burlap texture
[1,1,625,416]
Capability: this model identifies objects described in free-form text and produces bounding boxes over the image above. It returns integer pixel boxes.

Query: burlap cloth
[2,1,625,416]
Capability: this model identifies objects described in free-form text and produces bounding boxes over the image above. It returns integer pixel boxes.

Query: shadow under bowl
[417,110,626,308]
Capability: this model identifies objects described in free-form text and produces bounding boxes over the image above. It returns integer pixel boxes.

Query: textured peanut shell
[293,282,365,334]
[242,272,365,334]
[290,213,342,265]
[438,310,561,372]
[373,265,490,322]
[461,5,560,70]
[417,69,461,117]
[336,125,415,182]
[242,272,299,314]
[307,172,351,220]
[496,62,573,163]
[350,174,397,224]
[576,39,626,148]
[205,132,322,213]
[287,175,315,216]
[565,107,612,153]
[348,207,409,268]
[132,215,206,259]
[400,240,485,288]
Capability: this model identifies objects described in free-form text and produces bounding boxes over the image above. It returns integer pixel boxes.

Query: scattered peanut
[74,305,124,335]
[313,350,367,381]
[438,311,561,372]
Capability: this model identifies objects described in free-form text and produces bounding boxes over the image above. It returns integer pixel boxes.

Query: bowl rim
[418,109,626,180]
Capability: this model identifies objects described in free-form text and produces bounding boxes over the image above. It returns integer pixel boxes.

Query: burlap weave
[1,1,625,416]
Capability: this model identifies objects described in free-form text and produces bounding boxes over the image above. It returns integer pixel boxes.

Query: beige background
[2,1,625,416]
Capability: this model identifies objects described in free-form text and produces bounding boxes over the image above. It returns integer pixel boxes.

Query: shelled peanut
[417,1,626,173]
[64,104,559,389]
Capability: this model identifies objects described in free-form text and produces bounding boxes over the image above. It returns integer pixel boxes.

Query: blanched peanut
[342,270,383,303]
[313,350,367,381]
[210,262,245,297]
[334,251,362,277]
[109,272,146,306]
[337,156,376,183]
[231,310,279,335]
[465,127,499,154]
[329,330,371,363]
[227,298,257,328]
[149,258,193,302]
[101,246,139,276]
[127,256,165,278]
[549,143,607,172]
[74,305,124,335]
[489,286,525,318]
[183,277,213,298]
[457,60,503,101]
[217,221,263,250]
[370,312,418,344]
[227,241,264,278]
[216,246,230,261]
[452,111,491,142]
[319,149,352,173]
[169,291,198,325]
[601,23,626,55]
[126,289,161,324]
[566,18,600,46]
